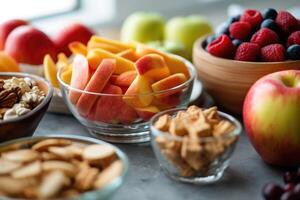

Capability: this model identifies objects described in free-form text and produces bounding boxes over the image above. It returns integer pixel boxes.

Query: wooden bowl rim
[193,35,300,67]
[0,72,53,125]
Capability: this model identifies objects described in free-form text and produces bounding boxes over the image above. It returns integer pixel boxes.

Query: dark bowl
[0,72,53,142]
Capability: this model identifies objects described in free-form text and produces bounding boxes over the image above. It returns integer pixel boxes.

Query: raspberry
[229,22,252,40]
[234,42,260,61]
[275,11,298,35]
[250,28,279,47]
[207,34,235,59]
[287,31,300,47]
[260,44,286,62]
[240,9,263,28]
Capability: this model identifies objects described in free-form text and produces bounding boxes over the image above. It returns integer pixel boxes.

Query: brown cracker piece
[11,160,42,179]
[94,160,123,189]
[48,146,74,160]
[169,117,188,136]
[0,176,37,196]
[75,162,99,191]
[203,106,220,125]
[42,160,77,177]
[213,120,235,137]
[82,144,117,168]
[38,170,67,199]
[0,158,22,175]
[32,139,72,151]
[154,114,172,132]
[2,149,39,163]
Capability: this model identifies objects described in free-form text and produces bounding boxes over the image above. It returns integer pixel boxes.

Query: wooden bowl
[193,36,300,114]
[0,72,53,142]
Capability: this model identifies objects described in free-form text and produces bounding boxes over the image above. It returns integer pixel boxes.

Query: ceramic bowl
[193,36,300,114]
[0,72,53,142]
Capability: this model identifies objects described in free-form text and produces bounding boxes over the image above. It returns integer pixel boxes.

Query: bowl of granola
[0,72,53,142]
[150,105,242,184]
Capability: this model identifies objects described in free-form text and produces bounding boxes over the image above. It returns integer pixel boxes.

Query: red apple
[53,23,94,56]
[4,26,56,65]
[0,19,28,50]
[243,70,300,167]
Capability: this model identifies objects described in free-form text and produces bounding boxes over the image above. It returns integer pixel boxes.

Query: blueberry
[263,183,284,200]
[263,8,278,20]
[287,45,300,60]
[216,22,230,36]
[227,15,241,24]
[261,19,278,32]
[284,171,300,184]
[232,39,242,47]
[206,35,217,44]
[280,191,300,200]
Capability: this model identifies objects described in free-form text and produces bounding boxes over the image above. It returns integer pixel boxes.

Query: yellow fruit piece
[60,65,72,84]
[69,42,88,56]
[88,36,135,52]
[117,49,138,61]
[57,53,69,69]
[0,51,20,72]
[123,75,153,108]
[87,48,135,74]
[43,54,59,88]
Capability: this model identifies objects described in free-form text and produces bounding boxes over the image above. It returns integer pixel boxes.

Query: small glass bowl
[0,135,129,200]
[150,108,242,184]
[57,57,196,143]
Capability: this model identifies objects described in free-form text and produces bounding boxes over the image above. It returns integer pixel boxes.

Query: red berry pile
[206,8,300,62]
[262,167,300,200]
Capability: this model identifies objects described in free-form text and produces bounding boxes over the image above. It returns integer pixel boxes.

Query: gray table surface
[34,113,284,200]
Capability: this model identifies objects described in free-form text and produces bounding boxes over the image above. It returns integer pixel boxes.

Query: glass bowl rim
[57,55,197,97]
[150,107,242,142]
[0,134,129,200]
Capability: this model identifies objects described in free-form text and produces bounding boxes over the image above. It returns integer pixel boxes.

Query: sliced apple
[69,55,90,104]
[76,59,116,116]
[135,53,170,81]
[88,36,135,52]
[86,48,135,73]
[114,70,137,87]
[136,43,189,78]
[123,75,153,108]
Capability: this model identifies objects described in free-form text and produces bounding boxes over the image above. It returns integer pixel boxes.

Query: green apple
[165,15,213,60]
[147,40,188,59]
[121,12,165,43]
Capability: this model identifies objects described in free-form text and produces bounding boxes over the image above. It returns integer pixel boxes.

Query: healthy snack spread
[205,8,300,61]
[153,106,237,177]
[0,77,45,120]
[56,36,192,125]
[0,139,123,199]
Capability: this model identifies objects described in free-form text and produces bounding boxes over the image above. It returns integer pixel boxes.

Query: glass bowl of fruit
[150,106,242,184]
[193,8,300,114]
[57,40,196,143]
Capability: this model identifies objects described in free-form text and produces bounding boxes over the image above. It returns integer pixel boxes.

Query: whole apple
[243,70,300,166]
[121,12,165,43]
[53,23,94,56]
[0,19,28,50]
[165,15,212,60]
[4,26,56,65]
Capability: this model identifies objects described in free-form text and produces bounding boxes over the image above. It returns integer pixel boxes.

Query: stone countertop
[35,113,283,200]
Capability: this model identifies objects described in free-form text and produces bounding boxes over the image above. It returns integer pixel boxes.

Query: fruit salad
[56,36,193,125]
[204,8,300,61]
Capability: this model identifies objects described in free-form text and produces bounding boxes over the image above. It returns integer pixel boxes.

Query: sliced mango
[43,54,59,88]
[69,42,88,56]
[0,51,20,72]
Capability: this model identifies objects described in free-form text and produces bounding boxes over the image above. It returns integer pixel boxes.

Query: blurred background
[1,0,299,36]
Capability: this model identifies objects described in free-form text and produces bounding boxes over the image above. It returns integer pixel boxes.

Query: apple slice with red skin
[69,55,91,104]
[114,70,137,87]
[76,59,116,116]
[90,84,138,124]
[243,70,300,166]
